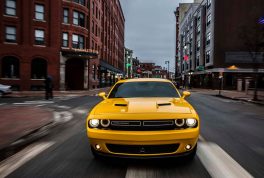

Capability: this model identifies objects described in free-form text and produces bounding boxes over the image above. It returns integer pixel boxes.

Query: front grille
[110,120,176,131]
[106,144,179,154]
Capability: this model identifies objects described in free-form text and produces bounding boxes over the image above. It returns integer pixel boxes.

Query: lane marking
[0,142,54,178]
[199,135,206,142]
[0,103,7,106]
[197,142,253,178]
[53,111,73,123]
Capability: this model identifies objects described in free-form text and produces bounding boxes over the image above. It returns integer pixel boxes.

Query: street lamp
[165,60,170,79]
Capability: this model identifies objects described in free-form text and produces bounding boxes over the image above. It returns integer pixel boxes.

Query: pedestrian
[45,75,53,100]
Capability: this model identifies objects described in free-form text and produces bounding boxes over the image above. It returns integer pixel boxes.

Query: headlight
[186,118,197,127]
[100,119,110,127]
[89,119,100,128]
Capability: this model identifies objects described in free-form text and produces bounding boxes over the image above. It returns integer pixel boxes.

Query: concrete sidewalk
[0,87,111,160]
[6,87,111,98]
[189,88,264,105]
[0,106,53,151]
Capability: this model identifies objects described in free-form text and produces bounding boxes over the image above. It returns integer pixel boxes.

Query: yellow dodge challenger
[86,78,199,159]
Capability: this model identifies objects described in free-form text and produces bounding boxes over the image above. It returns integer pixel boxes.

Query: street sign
[126,63,131,68]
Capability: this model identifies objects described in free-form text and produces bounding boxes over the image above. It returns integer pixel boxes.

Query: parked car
[0,84,12,97]
[86,78,199,160]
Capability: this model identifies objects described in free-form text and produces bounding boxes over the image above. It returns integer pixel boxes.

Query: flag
[184,55,189,61]
[259,17,264,24]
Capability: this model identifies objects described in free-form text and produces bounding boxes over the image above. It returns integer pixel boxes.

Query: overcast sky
[120,0,193,71]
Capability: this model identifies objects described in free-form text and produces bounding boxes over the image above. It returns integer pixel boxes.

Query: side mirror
[182,91,191,99]
[98,92,107,100]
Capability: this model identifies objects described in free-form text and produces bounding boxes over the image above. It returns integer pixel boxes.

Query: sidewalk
[189,88,264,105]
[6,87,111,98]
[0,106,53,151]
[0,87,110,159]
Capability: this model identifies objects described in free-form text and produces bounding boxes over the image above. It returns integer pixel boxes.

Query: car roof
[118,78,172,83]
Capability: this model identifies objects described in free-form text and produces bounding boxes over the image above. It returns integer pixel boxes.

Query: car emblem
[139,147,146,153]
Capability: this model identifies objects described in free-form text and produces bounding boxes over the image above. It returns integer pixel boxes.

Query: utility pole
[165,61,170,79]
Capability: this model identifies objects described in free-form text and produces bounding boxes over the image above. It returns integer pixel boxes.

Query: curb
[214,95,264,106]
[0,121,58,161]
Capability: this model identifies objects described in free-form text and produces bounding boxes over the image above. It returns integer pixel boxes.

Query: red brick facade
[0,0,125,90]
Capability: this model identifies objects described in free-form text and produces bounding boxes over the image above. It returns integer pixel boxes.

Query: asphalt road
[0,92,263,178]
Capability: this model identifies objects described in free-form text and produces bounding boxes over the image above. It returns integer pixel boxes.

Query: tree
[239,11,264,101]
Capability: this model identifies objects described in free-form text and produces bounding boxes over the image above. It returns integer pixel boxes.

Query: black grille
[110,120,176,131]
[106,144,179,154]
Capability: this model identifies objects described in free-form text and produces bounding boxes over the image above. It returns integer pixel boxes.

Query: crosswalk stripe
[0,142,54,178]
[197,142,253,178]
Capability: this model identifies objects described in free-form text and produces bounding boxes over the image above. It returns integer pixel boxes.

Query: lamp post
[165,60,170,79]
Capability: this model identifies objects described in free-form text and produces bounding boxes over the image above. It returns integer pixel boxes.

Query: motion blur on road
[0,90,263,178]
[0,0,264,177]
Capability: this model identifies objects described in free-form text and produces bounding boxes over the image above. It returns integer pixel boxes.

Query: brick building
[0,0,125,91]
[176,0,264,90]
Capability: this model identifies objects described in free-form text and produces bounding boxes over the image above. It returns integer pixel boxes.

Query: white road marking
[53,105,71,109]
[0,142,54,178]
[197,142,253,178]
[199,135,206,142]
[0,103,7,106]
[53,111,73,123]
[13,100,54,105]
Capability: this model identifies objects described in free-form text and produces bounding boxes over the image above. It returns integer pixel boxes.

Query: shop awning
[61,49,98,59]
[100,60,124,74]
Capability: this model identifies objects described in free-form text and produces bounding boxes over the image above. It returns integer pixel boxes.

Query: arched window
[31,58,47,79]
[1,56,20,78]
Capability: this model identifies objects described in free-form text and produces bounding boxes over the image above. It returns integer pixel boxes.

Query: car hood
[93,98,192,115]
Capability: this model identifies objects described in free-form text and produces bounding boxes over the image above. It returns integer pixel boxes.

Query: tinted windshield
[108,81,180,98]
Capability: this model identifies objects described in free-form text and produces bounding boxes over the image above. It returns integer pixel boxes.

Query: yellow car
[86,78,199,159]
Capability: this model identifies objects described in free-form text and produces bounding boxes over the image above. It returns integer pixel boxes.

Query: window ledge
[30,79,45,80]
[72,24,88,31]
[33,45,46,47]
[3,42,18,45]
[0,78,20,80]
[61,47,70,49]
[62,23,70,25]
[33,19,46,22]
[3,15,18,18]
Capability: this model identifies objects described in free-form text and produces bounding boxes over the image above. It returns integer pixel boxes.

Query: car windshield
[108,81,180,98]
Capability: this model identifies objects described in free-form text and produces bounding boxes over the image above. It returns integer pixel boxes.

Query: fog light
[95,144,101,150]
[185,144,192,150]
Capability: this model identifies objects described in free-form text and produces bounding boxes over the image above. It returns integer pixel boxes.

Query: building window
[196,55,200,66]
[197,24,201,34]
[92,1,95,15]
[35,4,44,20]
[207,0,212,8]
[5,26,16,43]
[72,34,84,49]
[73,0,85,6]
[207,14,211,26]
[92,64,96,80]
[63,8,69,23]
[5,0,16,16]
[1,56,19,78]
[197,40,200,51]
[92,20,94,34]
[35,29,45,45]
[73,11,85,27]
[62,32,68,47]
[206,51,211,63]
[31,58,47,79]
[206,32,211,45]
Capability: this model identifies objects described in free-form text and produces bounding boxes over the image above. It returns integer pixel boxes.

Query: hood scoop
[114,103,128,107]
[157,103,171,107]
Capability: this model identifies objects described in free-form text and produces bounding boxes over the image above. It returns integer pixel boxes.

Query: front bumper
[87,128,199,157]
